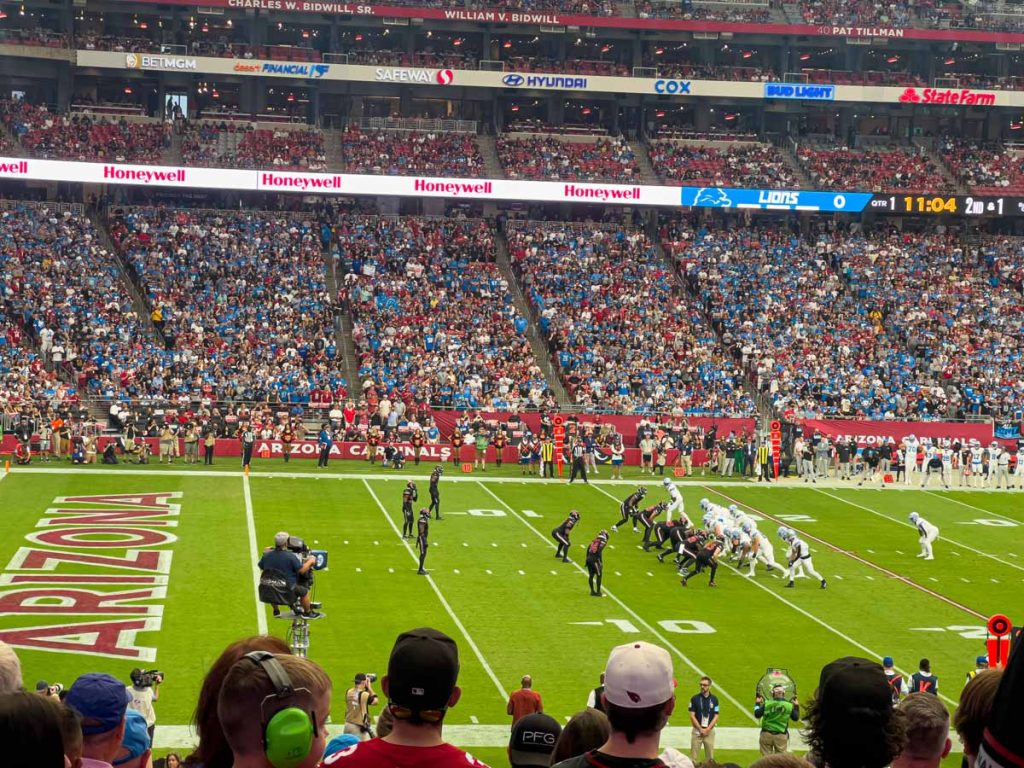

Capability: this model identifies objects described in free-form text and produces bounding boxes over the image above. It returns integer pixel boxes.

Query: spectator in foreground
[803,657,907,768]
[183,635,291,768]
[975,637,1024,768]
[115,709,154,768]
[319,627,490,767]
[217,652,331,768]
[750,756,815,768]
[508,712,562,767]
[893,693,951,768]
[0,640,22,693]
[65,672,135,768]
[0,690,68,768]
[550,709,611,765]
[552,640,676,768]
[955,669,1002,768]
[507,675,543,724]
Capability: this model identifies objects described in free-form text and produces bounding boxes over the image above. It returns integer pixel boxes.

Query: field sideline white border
[4,466,1022,493]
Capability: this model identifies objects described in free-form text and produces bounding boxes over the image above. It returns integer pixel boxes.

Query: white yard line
[362,479,508,704]
[243,473,268,636]
[814,489,1024,574]
[707,487,986,620]
[478,481,758,724]
[922,490,1022,525]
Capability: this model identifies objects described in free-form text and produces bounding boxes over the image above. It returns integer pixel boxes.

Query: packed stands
[636,1,772,22]
[182,123,327,171]
[832,231,1024,420]
[0,203,159,403]
[0,101,170,164]
[649,140,799,188]
[938,137,1024,194]
[339,128,484,177]
[497,134,640,183]
[507,221,752,415]
[680,223,942,420]
[796,0,914,26]
[334,216,548,411]
[795,142,949,193]
[107,208,340,403]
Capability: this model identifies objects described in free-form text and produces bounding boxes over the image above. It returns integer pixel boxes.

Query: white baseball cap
[604,641,675,708]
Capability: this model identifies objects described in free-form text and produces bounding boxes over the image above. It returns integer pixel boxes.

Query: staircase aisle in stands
[164,128,183,166]
[779,142,814,190]
[628,138,660,185]
[914,137,965,194]
[92,210,166,348]
[324,128,345,173]
[493,228,571,407]
[320,241,361,395]
[476,134,504,179]
[651,237,773,419]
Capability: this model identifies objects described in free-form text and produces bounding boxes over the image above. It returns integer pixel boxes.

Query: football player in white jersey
[785,533,827,589]
[909,511,939,560]
[727,528,752,565]
[903,435,920,485]
[777,527,806,579]
[920,441,948,489]
[941,442,954,486]
[1014,448,1024,489]
[662,477,687,525]
[970,441,985,488]
[747,527,779,577]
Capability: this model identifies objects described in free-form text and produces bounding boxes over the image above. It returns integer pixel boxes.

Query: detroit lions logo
[692,187,733,208]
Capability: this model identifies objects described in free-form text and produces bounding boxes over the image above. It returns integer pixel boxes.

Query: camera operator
[127,668,162,741]
[344,673,379,740]
[258,531,319,618]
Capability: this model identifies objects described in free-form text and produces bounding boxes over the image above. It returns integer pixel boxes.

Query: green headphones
[242,651,317,768]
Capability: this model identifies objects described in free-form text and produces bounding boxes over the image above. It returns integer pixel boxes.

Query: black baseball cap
[816,657,892,714]
[509,713,562,767]
[387,627,459,711]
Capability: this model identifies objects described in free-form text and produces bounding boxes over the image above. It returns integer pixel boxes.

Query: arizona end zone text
[0,493,179,662]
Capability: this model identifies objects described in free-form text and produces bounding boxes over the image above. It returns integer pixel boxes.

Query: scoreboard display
[865,194,1024,216]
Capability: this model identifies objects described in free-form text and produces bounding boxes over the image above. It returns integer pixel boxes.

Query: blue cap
[65,673,133,734]
[882,656,894,667]
[323,733,360,758]
[113,710,151,765]
[978,655,990,666]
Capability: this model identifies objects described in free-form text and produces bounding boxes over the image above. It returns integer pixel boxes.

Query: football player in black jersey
[428,465,443,519]
[586,530,609,597]
[552,510,580,563]
[640,502,668,550]
[612,487,646,532]
[401,481,418,538]
[416,508,430,575]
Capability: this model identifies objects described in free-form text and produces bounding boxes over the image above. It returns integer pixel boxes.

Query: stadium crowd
[106,207,340,404]
[938,138,1024,194]
[0,100,171,164]
[335,215,550,412]
[340,128,485,177]
[507,221,752,416]
[497,135,640,182]
[182,123,328,171]
[649,141,799,188]
[795,143,949,194]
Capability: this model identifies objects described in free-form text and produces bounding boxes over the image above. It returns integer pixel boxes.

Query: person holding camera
[127,668,162,741]
[344,673,380,741]
[754,684,800,755]
[258,532,319,618]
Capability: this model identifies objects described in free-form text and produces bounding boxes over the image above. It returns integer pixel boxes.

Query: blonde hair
[954,669,1002,758]
[0,641,22,693]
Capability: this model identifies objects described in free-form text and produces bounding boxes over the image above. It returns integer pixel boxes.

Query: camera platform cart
[276,609,325,658]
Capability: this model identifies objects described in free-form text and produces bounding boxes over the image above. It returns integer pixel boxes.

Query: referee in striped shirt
[569,438,589,484]
[757,441,773,482]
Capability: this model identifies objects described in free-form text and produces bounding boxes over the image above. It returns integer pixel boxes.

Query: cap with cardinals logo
[604,641,675,708]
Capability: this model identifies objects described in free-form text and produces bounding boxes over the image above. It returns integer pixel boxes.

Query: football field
[0,460,1017,766]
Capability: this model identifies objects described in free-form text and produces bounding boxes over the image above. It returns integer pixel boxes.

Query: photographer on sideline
[344,673,380,740]
[127,668,161,741]
[258,531,319,618]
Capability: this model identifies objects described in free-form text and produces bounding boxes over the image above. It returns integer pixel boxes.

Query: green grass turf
[0,463,1013,757]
